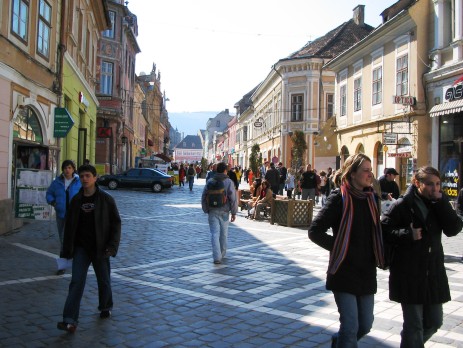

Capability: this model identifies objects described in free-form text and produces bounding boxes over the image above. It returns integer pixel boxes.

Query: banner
[15,169,53,220]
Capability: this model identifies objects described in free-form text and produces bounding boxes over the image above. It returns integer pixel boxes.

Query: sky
[127,0,397,130]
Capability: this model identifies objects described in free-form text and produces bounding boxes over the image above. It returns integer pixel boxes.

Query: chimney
[353,5,365,26]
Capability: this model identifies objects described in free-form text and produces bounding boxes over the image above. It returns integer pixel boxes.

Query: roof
[234,85,259,114]
[175,135,203,150]
[283,19,374,61]
[380,0,416,23]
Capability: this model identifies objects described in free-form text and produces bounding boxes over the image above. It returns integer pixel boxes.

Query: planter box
[270,198,314,227]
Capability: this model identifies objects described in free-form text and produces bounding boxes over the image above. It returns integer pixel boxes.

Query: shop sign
[383,133,397,145]
[97,127,112,138]
[254,117,264,128]
[392,95,416,105]
[388,152,412,158]
[53,108,74,138]
[445,84,463,102]
[442,169,459,198]
[79,92,90,108]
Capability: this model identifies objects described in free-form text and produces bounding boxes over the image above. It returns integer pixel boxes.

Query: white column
[433,0,446,49]
[454,0,463,40]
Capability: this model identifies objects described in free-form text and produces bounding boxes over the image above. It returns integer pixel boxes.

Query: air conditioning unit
[17,95,27,108]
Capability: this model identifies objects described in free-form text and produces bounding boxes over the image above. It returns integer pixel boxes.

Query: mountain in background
[169,111,223,139]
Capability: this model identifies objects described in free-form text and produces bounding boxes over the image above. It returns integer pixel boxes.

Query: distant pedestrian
[178,164,186,187]
[382,166,462,347]
[57,164,121,333]
[265,162,280,196]
[187,164,195,190]
[379,168,400,200]
[201,162,237,264]
[206,163,217,182]
[285,169,295,199]
[300,164,319,201]
[227,164,239,190]
[46,159,81,275]
[309,154,385,347]
[278,162,287,195]
[195,165,201,179]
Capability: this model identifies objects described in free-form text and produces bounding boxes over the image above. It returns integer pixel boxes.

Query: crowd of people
[46,156,462,347]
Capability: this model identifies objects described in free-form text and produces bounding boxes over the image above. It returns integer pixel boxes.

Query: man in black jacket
[57,164,121,333]
[277,162,287,195]
[265,162,280,195]
[382,166,462,347]
[379,167,400,200]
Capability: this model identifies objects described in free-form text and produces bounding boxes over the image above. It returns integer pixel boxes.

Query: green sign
[54,108,74,138]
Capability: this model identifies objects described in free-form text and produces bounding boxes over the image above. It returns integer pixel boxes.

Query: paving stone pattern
[1,179,462,347]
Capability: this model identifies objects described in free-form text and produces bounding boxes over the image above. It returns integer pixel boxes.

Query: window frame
[372,66,383,105]
[396,54,409,96]
[100,61,113,95]
[103,11,115,38]
[291,94,304,122]
[326,93,334,118]
[11,0,29,43]
[353,77,362,112]
[37,0,51,58]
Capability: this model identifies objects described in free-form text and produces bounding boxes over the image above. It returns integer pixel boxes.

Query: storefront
[429,80,463,202]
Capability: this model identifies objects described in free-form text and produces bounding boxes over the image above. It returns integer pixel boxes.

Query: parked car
[98,168,173,192]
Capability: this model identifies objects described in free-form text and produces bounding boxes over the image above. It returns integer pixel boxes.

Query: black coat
[308,190,378,295]
[62,185,121,259]
[381,185,462,304]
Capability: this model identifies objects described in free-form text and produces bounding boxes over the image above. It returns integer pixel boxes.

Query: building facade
[174,135,203,163]
[95,0,140,174]
[325,0,431,193]
[426,0,463,201]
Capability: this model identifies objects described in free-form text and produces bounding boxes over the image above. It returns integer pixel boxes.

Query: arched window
[356,144,365,154]
[341,146,349,162]
[13,106,43,143]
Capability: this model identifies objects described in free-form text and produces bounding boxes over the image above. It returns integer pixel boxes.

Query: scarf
[328,181,385,274]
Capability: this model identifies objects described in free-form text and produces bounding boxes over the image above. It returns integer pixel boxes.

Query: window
[103,11,115,38]
[340,85,347,116]
[11,0,29,41]
[37,0,51,57]
[396,54,408,96]
[326,94,334,118]
[100,61,113,95]
[372,66,382,105]
[216,120,220,127]
[354,77,362,111]
[291,94,303,121]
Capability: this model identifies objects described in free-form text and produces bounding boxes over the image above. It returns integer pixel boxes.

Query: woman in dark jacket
[308,154,385,347]
[381,166,462,347]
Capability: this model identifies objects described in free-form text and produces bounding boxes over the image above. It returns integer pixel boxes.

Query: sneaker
[100,310,111,319]
[213,260,221,265]
[57,321,76,333]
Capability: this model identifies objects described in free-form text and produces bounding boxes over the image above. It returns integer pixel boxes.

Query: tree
[200,157,208,176]
[291,130,307,171]
[249,143,262,175]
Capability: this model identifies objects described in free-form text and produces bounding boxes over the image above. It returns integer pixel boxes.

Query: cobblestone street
[1,179,463,347]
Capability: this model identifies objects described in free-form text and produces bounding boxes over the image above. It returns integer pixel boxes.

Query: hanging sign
[53,108,74,138]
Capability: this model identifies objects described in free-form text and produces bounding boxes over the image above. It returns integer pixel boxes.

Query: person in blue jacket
[46,159,81,274]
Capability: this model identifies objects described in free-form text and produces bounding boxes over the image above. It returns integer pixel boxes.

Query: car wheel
[108,180,118,190]
[152,183,162,192]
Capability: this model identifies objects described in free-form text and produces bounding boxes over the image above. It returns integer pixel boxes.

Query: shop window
[13,106,43,143]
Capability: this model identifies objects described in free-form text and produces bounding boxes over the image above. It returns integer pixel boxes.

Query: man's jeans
[400,303,443,348]
[62,246,113,325]
[301,188,315,201]
[188,176,194,190]
[56,217,65,253]
[332,291,374,347]
[208,210,230,262]
[278,183,285,195]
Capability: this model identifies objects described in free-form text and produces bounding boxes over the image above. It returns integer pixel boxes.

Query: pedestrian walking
[264,162,280,196]
[178,164,186,187]
[285,169,295,199]
[206,163,217,182]
[308,154,385,347]
[187,164,195,191]
[381,166,462,347]
[46,159,81,275]
[379,167,400,200]
[278,162,287,195]
[201,162,237,264]
[195,165,201,179]
[57,164,121,333]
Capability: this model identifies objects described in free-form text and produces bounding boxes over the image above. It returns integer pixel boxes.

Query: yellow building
[325,0,431,193]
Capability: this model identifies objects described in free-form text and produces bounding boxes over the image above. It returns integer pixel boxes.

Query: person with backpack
[187,163,196,191]
[201,162,237,264]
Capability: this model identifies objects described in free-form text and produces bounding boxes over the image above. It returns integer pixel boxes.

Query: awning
[429,99,463,117]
